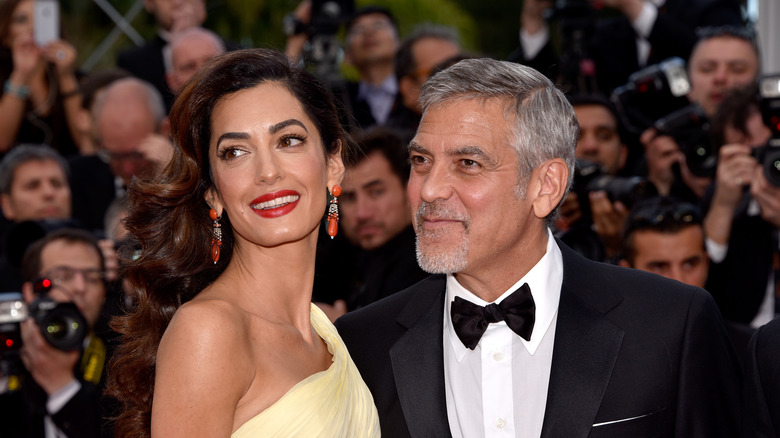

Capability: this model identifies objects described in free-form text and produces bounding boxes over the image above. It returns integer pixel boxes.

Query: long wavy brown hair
[105,48,351,438]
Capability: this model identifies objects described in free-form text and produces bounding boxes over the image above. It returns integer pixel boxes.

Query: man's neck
[453,228,550,302]
[358,62,395,86]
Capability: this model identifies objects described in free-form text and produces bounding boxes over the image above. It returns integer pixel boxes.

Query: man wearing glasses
[1,228,110,438]
[69,77,171,233]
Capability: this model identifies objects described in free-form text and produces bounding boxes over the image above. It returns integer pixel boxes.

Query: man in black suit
[510,0,743,94]
[743,316,780,437]
[336,58,740,437]
[702,82,779,329]
[69,77,171,234]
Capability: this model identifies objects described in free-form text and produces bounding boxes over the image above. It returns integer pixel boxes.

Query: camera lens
[764,148,780,187]
[30,299,88,351]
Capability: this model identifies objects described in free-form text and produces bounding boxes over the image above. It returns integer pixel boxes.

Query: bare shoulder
[166,297,246,344]
[152,298,254,436]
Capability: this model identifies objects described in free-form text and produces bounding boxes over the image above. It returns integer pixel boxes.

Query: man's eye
[410,155,427,165]
[459,159,481,171]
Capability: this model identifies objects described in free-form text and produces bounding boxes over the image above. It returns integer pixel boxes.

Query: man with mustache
[336,58,740,437]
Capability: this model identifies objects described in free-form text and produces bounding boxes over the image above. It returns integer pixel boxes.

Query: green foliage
[59,0,516,72]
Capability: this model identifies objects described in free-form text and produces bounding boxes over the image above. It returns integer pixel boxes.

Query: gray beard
[415,232,468,274]
[413,201,471,274]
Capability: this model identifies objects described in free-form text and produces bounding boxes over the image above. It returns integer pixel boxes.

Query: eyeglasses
[42,266,106,287]
[348,19,393,37]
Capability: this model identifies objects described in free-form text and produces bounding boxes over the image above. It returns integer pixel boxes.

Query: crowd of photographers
[0,0,778,436]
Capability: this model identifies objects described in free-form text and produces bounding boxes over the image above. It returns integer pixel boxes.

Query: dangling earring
[327,185,342,239]
[209,208,222,264]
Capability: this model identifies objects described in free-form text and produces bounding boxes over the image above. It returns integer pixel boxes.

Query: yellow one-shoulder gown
[231,304,380,438]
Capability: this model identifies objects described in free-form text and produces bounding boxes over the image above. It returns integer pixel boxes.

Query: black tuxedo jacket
[336,241,741,437]
[743,317,780,438]
[702,187,778,325]
[67,154,117,234]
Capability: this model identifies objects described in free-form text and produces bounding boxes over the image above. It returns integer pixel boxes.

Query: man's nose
[416,164,453,203]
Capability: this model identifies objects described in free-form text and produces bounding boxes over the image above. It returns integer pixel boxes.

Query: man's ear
[159,116,171,138]
[0,194,15,221]
[21,281,34,304]
[531,158,569,219]
[165,73,176,96]
[327,140,346,189]
[618,259,631,269]
[618,143,628,171]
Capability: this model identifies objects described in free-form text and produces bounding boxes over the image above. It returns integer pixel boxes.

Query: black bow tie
[451,283,535,350]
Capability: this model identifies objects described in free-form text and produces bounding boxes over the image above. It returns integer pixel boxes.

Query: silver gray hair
[419,58,578,219]
[92,77,167,137]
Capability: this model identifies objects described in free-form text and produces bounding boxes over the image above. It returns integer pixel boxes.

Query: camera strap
[80,334,106,386]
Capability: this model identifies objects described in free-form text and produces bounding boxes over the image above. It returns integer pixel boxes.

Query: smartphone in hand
[33,0,59,47]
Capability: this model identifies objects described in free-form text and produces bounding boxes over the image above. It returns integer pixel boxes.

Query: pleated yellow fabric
[231,304,380,438]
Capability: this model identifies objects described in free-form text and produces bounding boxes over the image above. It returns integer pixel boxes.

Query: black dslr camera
[612,57,692,135]
[572,158,659,219]
[757,74,780,187]
[654,104,716,178]
[0,279,88,359]
[300,0,355,85]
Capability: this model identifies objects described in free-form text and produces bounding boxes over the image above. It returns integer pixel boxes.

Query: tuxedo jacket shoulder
[743,317,780,437]
[336,240,741,438]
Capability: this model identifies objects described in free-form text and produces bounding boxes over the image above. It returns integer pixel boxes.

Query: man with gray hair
[69,77,172,232]
[336,58,740,437]
[164,26,226,94]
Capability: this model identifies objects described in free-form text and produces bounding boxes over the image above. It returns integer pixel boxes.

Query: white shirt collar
[444,228,563,360]
[357,74,398,100]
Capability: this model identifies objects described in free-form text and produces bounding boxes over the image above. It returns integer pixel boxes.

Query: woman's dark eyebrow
[269,119,308,135]
[215,119,308,148]
[216,132,250,149]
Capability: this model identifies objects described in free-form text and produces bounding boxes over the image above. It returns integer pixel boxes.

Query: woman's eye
[218,147,247,160]
[280,135,304,148]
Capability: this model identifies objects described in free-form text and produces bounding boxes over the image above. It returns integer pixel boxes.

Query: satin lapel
[541,243,625,438]
[390,280,452,438]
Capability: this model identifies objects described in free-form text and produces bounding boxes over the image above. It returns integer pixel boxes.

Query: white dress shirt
[356,75,398,125]
[444,229,563,438]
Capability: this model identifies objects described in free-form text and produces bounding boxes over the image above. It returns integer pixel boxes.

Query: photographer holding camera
[703,81,780,329]
[556,94,656,261]
[0,228,111,438]
[615,26,759,203]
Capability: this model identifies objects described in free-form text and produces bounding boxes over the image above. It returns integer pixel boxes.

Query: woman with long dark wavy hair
[106,48,380,437]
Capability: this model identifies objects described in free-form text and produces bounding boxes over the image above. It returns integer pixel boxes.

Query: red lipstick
[250,190,300,219]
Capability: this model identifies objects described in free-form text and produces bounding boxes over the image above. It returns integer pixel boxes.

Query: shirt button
[493,351,504,361]
[496,417,506,430]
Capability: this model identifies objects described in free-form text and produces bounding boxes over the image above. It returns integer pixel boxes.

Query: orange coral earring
[327,185,341,239]
[209,208,222,264]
